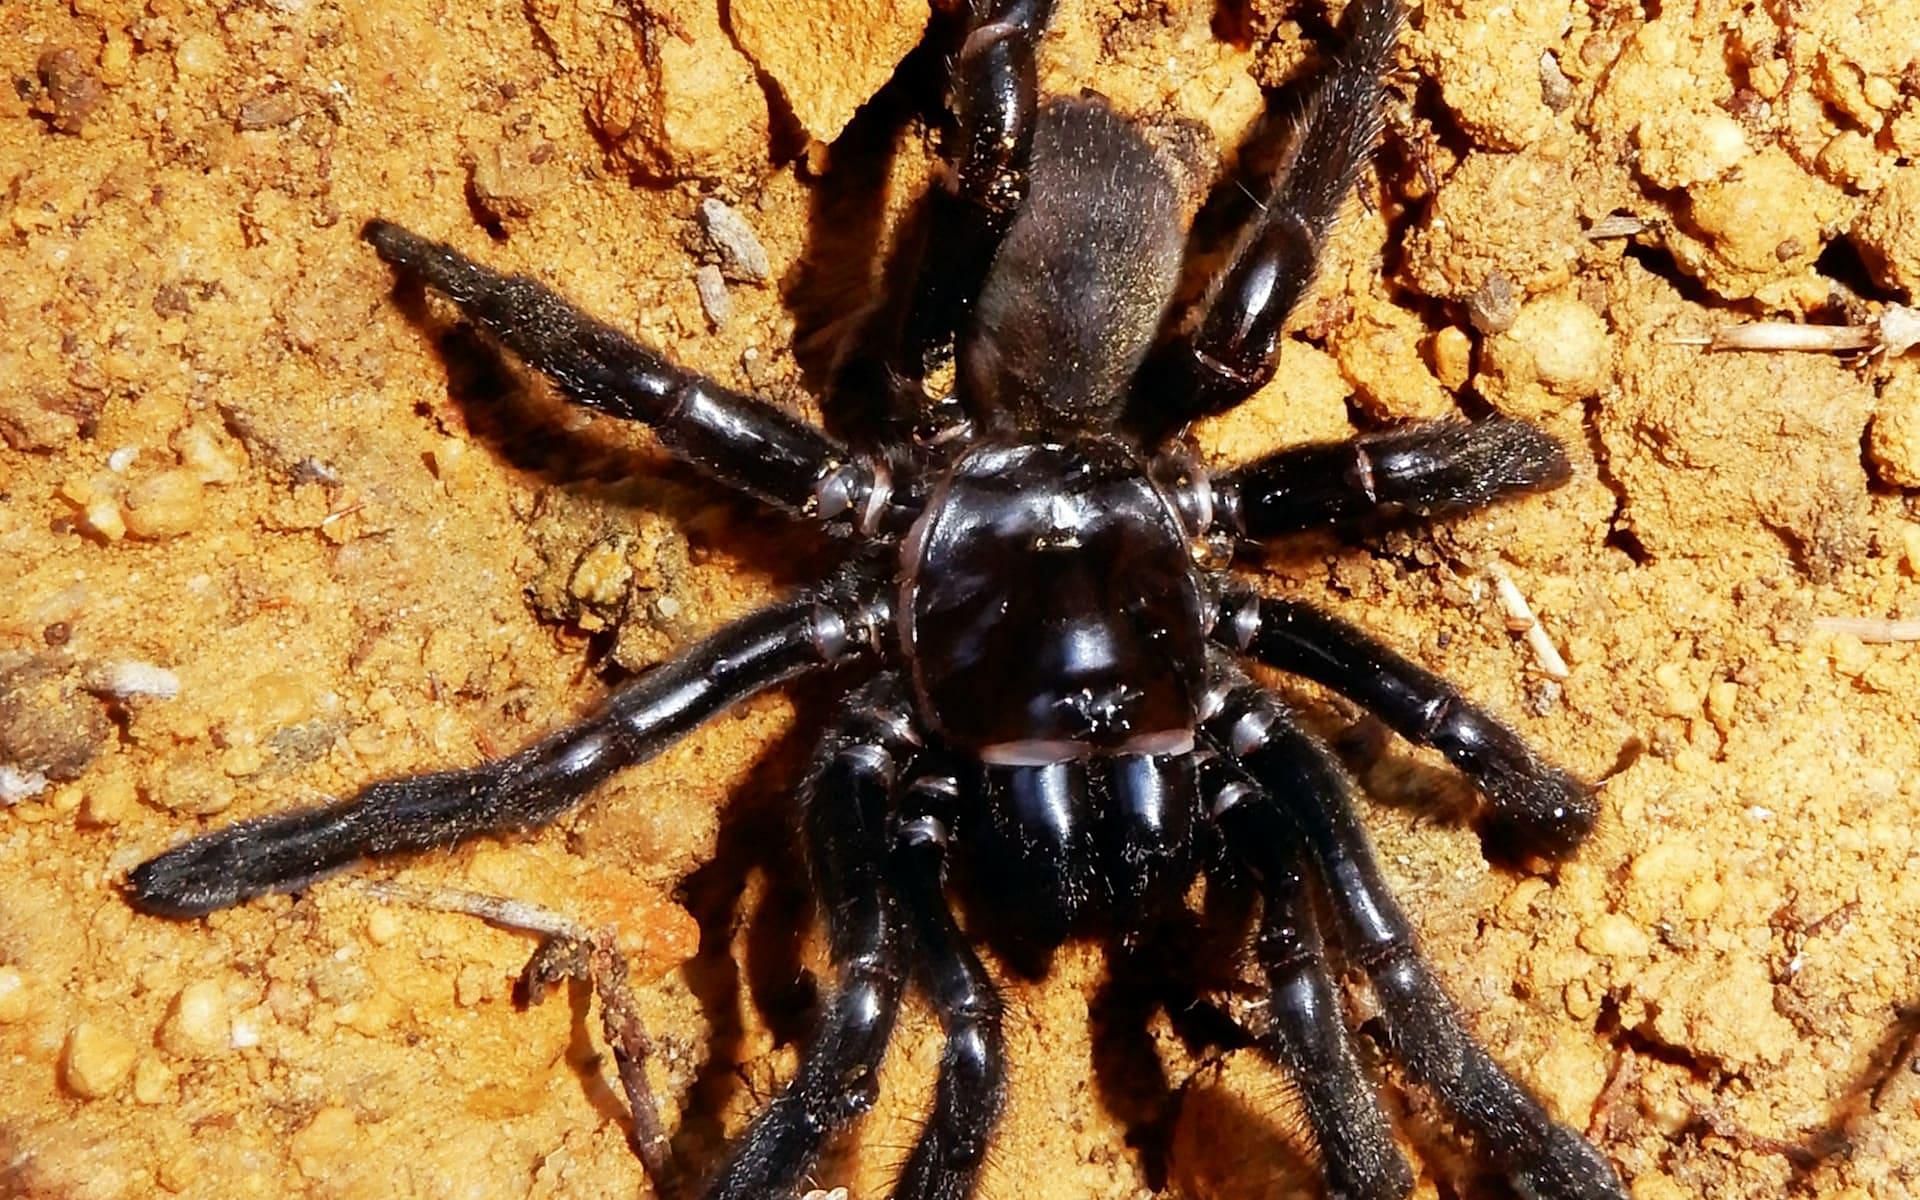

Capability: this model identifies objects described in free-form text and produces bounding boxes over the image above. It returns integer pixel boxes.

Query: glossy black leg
[128,587,889,917]
[1104,753,1199,923]
[364,221,892,526]
[1126,0,1405,442]
[1204,667,1627,1200]
[1215,419,1572,539]
[1217,589,1595,856]
[890,776,1006,1200]
[1201,750,1412,1200]
[705,676,922,1199]
[831,0,1057,440]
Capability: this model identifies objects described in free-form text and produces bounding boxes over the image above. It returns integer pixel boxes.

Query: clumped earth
[3,1,1918,1198]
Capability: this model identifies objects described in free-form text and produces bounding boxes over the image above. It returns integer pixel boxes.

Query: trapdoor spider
[129,0,1627,1196]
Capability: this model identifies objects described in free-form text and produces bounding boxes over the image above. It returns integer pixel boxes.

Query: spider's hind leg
[1204,665,1628,1200]
[363,221,866,524]
[1125,0,1406,443]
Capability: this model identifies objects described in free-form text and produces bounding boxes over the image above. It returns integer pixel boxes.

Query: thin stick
[1811,615,1920,643]
[1667,305,1919,356]
[360,879,676,1187]
[1484,561,1571,679]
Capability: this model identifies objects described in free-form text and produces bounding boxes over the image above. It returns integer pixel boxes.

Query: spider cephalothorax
[128,1,1627,1197]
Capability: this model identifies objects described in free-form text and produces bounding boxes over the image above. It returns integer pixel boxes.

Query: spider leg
[704,675,921,1199]
[1216,587,1596,856]
[1199,747,1413,1200]
[832,0,1057,441]
[889,771,1007,1200]
[1213,419,1572,539]
[127,584,889,917]
[1203,663,1628,1200]
[363,221,892,532]
[1126,0,1404,443]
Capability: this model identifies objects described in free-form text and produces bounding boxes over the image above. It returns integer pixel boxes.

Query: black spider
[128,1,1628,1197]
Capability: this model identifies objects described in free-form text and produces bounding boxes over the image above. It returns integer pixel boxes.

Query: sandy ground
[3,0,1919,1197]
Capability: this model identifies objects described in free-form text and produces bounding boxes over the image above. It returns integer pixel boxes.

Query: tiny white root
[360,879,584,939]
[1484,561,1571,679]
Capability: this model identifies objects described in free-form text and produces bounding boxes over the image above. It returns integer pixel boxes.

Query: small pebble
[83,496,127,541]
[699,198,771,283]
[174,32,224,77]
[453,963,498,1008]
[291,1107,360,1179]
[1705,679,1740,729]
[365,907,402,945]
[568,539,632,608]
[78,771,136,827]
[1578,913,1652,959]
[132,1055,174,1105]
[235,89,301,131]
[63,1021,138,1098]
[1468,271,1519,334]
[174,420,242,484]
[160,979,231,1057]
[1865,369,1920,489]
[0,967,28,1022]
[695,264,732,329]
[0,766,50,805]
[123,469,205,539]
[35,47,105,135]
[86,660,181,701]
[1429,325,1473,391]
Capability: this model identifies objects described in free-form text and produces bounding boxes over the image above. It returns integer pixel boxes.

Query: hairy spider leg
[361,220,888,527]
[1214,418,1573,539]
[833,0,1059,442]
[705,675,919,1199]
[1127,0,1405,442]
[891,773,1008,1200]
[1216,589,1597,855]
[127,586,886,918]
[1199,747,1414,1200]
[1204,664,1629,1200]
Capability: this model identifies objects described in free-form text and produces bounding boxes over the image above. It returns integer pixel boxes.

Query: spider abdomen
[900,437,1208,761]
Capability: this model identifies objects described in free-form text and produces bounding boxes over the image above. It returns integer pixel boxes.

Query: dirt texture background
[3,0,1919,1198]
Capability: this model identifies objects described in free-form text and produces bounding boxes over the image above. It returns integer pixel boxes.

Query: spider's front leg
[127,581,889,917]
[1126,0,1404,441]
[362,222,894,533]
[1213,419,1573,540]
[1203,664,1628,1200]
[832,0,1058,442]
[1215,587,1596,855]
